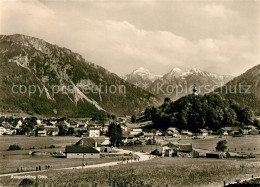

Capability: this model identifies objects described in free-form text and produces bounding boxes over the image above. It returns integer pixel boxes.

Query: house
[244,125,259,135]
[130,128,142,136]
[143,132,154,140]
[222,127,242,136]
[65,146,100,158]
[120,123,128,132]
[101,138,110,146]
[163,142,193,157]
[15,120,23,129]
[181,129,192,136]
[37,130,47,137]
[206,152,225,159]
[88,127,100,137]
[161,146,174,157]
[0,126,6,135]
[167,127,179,133]
[1,122,16,135]
[155,130,163,136]
[44,126,59,136]
[75,137,97,147]
[200,129,209,136]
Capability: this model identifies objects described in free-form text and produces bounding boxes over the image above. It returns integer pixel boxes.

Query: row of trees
[145,94,256,132]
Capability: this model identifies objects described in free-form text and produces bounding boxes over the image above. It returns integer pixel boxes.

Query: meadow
[123,135,260,155]
[0,136,118,174]
[1,157,260,187]
[1,135,259,186]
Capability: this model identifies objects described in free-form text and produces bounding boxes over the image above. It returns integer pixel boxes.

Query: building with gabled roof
[75,137,97,147]
[65,145,100,158]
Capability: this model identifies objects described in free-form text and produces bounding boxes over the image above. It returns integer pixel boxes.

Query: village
[0,113,259,162]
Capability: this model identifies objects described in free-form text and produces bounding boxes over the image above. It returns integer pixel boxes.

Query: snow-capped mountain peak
[132,67,151,75]
[124,67,162,83]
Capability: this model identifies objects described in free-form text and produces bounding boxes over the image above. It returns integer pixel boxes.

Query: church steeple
[192,83,198,95]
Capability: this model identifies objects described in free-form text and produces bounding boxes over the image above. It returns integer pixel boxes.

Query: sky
[0,0,259,76]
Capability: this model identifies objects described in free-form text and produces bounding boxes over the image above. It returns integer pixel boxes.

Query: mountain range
[0,34,258,117]
[0,34,157,117]
[217,64,260,116]
[124,67,233,100]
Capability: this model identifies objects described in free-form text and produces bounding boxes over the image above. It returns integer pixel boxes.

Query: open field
[123,135,260,155]
[0,136,80,150]
[1,157,260,187]
[1,135,260,186]
[179,135,260,155]
[0,136,119,174]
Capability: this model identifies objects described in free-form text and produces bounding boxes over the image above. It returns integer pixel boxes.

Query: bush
[216,140,227,151]
[8,144,21,151]
[49,145,56,148]
[19,178,34,186]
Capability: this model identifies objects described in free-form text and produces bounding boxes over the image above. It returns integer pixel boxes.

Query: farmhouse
[161,142,193,157]
[206,152,225,159]
[199,129,209,136]
[130,128,142,136]
[143,132,154,140]
[37,130,47,137]
[75,137,97,147]
[0,126,6,135]
[44,126,59,136]
[0,122,16,135]
[181,129,192,136]
[65,146,100,158]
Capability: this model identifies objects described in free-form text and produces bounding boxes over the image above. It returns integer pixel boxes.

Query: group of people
[36,165,50,171]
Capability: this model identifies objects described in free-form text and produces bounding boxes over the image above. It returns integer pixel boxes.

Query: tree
[224,108,237,126]
[240,108,254,125]
[164,97,171,103]
[67,127,75,135]
[216,140,227,151]
[57,125,67,136]
[19,178,34,187]
[131,115,136,123]
[8,144,21,151]
[253,119,260,129]
[108,123,123,147]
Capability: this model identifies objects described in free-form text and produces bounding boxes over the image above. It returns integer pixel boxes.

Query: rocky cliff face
[0,34,157,117]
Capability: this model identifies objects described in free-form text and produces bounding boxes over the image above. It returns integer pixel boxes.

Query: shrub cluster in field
[8,144,21,151]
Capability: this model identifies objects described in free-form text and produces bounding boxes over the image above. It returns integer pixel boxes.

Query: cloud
[0,0,258,76]
[202,3,235,18]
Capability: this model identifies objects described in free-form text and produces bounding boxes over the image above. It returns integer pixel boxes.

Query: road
[0,148,154,177]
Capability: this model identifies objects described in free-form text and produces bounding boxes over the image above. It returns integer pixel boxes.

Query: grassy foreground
[1,157,260,187]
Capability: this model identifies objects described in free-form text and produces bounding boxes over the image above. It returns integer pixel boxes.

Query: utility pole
[82,152,85,168]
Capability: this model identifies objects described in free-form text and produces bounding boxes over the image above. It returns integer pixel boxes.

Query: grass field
[1,157,260,187]
[179,135,260,154]
[123,135,260,155]
[0,136,119,174]
[1,135,260,186]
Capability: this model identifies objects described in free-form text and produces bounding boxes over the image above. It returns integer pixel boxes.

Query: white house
[88,127,100,137]
[1,122,16,135]
[200,129,209,136]
[15,120,23,129]
[0,126,6,135]
[38,130,47,137]
[120,124,128,131]
[130,128,142,136]
[181,129,192,136]
[143,132,154,140]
